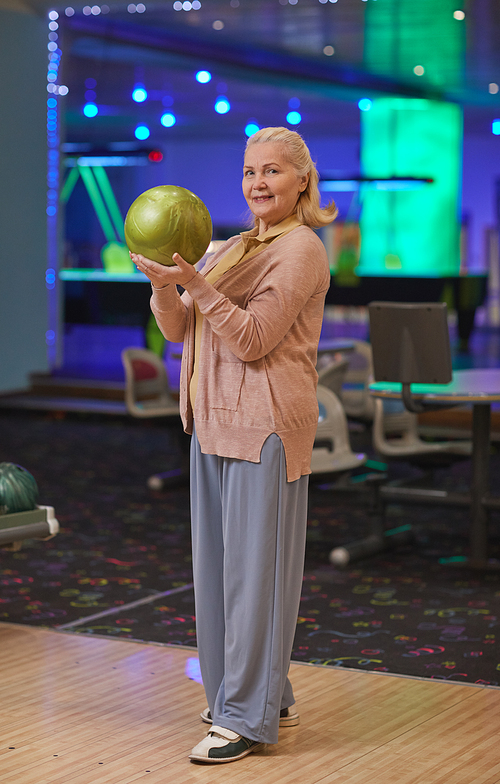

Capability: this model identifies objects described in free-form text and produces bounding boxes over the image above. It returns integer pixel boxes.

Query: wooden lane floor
[1,622,500,784]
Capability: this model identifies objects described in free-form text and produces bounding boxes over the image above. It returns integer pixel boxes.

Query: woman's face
[242,141,308,232]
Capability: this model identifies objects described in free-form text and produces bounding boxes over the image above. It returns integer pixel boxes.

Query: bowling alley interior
[2,1,500,781]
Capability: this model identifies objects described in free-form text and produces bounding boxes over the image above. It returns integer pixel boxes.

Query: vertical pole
[470,403,491,565]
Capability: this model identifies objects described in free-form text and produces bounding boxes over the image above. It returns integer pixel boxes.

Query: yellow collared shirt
[190,214,302,407]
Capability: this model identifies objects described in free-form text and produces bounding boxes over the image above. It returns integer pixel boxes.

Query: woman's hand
[130,251,197,288]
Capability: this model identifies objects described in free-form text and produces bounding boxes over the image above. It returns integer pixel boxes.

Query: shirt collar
[240,214,302,251]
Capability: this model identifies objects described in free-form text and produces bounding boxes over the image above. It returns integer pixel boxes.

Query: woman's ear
[299,173,309,192]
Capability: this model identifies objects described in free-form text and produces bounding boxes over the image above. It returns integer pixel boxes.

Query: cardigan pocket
[210,353,245,410]
[207,333,245,411]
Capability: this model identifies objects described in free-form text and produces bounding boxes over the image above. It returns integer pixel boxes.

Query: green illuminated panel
[359,97,462,277]
[364,0,465,89]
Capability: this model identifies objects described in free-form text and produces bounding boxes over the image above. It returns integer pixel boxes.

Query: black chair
[369,301,453,413]
[329,302,471,567]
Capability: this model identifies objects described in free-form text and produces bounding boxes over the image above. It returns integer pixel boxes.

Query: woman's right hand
[130,251,198,289]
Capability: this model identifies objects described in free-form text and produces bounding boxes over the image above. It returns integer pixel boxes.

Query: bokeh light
[286,111,301,125]
[135,124,150,140]
[83,102,98,117]
[245,122,260,136]
[161,112,176,127]
[358,98,373,111]
[215,97,231,114]
[132,86,148,102]
[196,70,212,83]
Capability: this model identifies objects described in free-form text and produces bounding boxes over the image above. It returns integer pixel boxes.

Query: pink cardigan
[150,224,330,482]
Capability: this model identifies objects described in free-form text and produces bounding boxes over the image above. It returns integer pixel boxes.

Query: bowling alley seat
[121,348,187,490]
[316,355,350,399]
[121,348,179,418]
[311,385,395,567]
[339,340,376,422]
[372,397,472,462]
[311,384,366,475]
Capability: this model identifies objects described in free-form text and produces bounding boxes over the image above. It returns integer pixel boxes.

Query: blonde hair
[245,126,338,229]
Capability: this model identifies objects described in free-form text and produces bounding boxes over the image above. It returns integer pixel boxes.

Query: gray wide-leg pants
[190,425,309,745]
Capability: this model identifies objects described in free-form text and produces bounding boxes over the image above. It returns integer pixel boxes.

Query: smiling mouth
[253,195,273,202]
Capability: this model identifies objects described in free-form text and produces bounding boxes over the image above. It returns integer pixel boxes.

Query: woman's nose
[253,172,267,189]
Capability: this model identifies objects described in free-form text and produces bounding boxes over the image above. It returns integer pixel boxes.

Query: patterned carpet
[1,409,499,687]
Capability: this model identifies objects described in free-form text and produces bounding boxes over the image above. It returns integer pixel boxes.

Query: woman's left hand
[130,251,197,288]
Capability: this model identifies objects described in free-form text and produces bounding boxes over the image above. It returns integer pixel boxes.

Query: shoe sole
[189,743,263,763]
[278,713,300,727]
[200,710,299,727]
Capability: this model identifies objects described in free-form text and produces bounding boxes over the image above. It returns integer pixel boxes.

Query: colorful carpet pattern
[1,410,499,686]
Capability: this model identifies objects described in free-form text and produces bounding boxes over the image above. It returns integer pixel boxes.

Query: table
[317,338,355,355]
[369,368,500,568]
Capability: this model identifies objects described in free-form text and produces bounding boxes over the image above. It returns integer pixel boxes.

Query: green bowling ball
[0,462,38,515]
[124,185,212,266]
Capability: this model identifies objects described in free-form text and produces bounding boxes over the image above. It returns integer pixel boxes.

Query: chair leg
[147,425,191,491]
[329,484,415,569]
[147,468,189,490]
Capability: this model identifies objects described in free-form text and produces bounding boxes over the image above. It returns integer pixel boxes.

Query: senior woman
[130,127,337,764]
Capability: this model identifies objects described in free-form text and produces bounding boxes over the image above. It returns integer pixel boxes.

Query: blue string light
[132,85,148,102]
[358,98,373,112]
[286,111,302,125]
[245,122,260,136]
[45,10,68,365]
[196,70,212,83]
[135,124,151,140]
[83,102,98,117]
[215,97,231,114]
[161,112,176,127]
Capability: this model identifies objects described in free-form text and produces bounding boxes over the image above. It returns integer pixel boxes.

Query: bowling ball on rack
[0,462,38,515]
[124,185,212,266]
